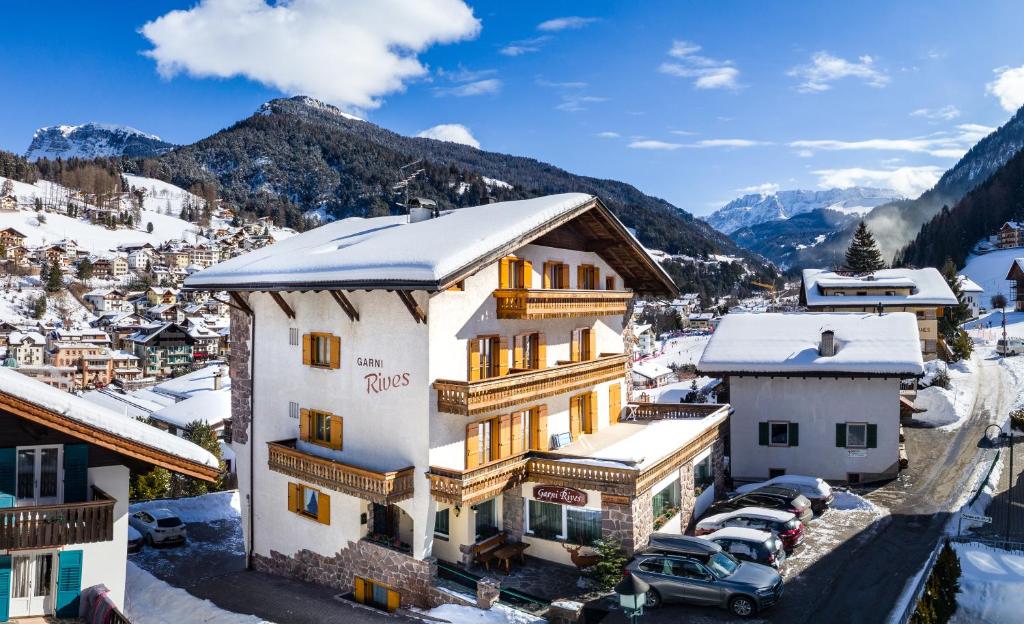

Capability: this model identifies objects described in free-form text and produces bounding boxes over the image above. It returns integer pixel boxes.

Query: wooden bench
[469,532,508,571]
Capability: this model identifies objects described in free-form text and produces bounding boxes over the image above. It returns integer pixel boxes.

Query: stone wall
[502,489,524,541]
[253,539,438,608]
[601,489,653,556]
[630,489,654,553]
[712,436,727,493]
[228,301,252,445]
[678,461,695,532]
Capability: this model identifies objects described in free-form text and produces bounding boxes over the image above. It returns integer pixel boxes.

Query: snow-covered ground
[0,280,96,327]
[960,247,1023,307]
[950,542,1024,624]
[413,603,545,624]
[785,490,888,573]
[130,490,240,523]
[914,356,980,430]
[125,562,273,624]
[645,334,711,369]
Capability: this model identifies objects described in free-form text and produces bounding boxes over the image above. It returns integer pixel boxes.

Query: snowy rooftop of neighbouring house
[551,408,729,470]
[152,362,230,399]
[9,331,45,345]
[957,275,984,293]
[0,367,217,468]
[185,193,674,294]
[150,388,230,429]
[81,389,163,420]
[632,361,673,379]
[803,268,957,306]
[698,312,925,375]
[633,323,652,336]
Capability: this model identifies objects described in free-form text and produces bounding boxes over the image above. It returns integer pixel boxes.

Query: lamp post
[1003,428,1015,544]
[614,574,650,624]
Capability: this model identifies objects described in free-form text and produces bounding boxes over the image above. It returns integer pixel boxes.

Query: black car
[706,486,814,524]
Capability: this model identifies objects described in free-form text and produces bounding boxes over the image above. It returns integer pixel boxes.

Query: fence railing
[0,486,115,550]
[493,288,633,319]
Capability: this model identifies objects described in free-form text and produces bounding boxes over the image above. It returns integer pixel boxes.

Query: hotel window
[543,261,570,289]
[474,498,499,540]
[527,500,562,540]
[513,332,545,370]
[302,332,340,369]
[287,483,330,525]
[526,500,602,545]
[577,264,600,290]
[605,276,616,290]
[434,508,450,539]
[569,391,597,438]
[499,256,532,289]
[299,409,342,450]
[468,335,507,380]
[571,328,596,362]
[836,422,877,449]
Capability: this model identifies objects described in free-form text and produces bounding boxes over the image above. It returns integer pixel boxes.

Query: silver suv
[625,538,783,618]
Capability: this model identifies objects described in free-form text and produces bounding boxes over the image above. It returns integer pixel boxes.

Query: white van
[997,338,1024,356]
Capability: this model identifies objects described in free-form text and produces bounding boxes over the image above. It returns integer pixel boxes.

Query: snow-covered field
[0,280,95,327]
[413,603,545,624]
[950,542,1024,624]
[646,334,711,369]
[961,248,1023,307]
[125,562,273,624]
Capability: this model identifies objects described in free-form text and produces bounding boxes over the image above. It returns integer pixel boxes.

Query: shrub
[1011,409,1024,433]
[587,538,629,591]
[931,368,951,390]
[910,541,960,624]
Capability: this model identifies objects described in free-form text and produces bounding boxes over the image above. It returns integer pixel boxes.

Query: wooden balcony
[626,402,729,421]
[493,288,633,319]
[267,440,415,505]
[426,455,529,506]
[434,354,629,416]
[0,486,115,550]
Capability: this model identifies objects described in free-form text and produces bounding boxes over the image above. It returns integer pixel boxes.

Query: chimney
[819,330,835,357]
[213,367,224,390]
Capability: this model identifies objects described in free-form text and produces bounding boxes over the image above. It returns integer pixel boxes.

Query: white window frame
[434,507,450,539]
[846,422,868,449]
[768,421,790,447]
[523,498,602,543]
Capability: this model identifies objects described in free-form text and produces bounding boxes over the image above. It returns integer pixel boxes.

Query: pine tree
[46,263,63,292]
[76,258,93,280]
[844,221,886,273]
[31,294,46,319]
[0,178,13,197]
[174,421,225,496]
[939,258,972,363]
[146,221,154,234]
[130,467,171,501]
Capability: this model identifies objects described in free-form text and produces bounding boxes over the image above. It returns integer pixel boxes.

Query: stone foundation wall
[601,488,654,556]
[253,539,437,608]
[712,436,727,493]
[630,489,654,553]
[228,301,253,445]
[502,490,524,541]
[678,461,696,532]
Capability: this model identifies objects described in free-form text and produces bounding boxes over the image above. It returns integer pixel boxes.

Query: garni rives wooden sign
[533,485,587,507]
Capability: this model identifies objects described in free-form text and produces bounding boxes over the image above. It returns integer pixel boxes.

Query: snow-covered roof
[957,275,984,293]
[632,361,673,379]
[698,312,924,376]
[9,331,45,345]
[151,388,230,429]
[0,367,217,469]
[152,363,230,399]
[802,268,957,306]
[185,194,677,295]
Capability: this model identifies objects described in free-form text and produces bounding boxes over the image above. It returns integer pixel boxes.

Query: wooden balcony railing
[0,486,115,550]
[434,353,629,416]
[267,440,414,505]
[493,289,634,319]
[425,455,529,506]
[626,402,729,421]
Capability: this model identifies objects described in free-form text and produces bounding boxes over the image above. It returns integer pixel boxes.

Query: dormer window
[542,262,569,289]
[578,265,600,290]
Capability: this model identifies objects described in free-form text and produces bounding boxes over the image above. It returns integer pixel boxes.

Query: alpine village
[2,3,1024,624]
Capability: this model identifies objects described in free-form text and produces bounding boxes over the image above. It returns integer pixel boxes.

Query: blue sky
[3,0,1024,216]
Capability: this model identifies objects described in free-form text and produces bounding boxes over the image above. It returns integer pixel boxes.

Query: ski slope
[961,247,1022,307]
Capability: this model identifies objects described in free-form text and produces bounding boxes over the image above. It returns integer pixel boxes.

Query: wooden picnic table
[493,542,530,574]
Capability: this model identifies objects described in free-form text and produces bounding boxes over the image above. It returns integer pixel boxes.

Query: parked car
[706,486,814,524]
[704,527,787,570]
[625,543,784,617]
[695,507,804,552]
[997,338,1024,356]
[128,508,187,546]
[127,525,144,553]
[736,475,834,514]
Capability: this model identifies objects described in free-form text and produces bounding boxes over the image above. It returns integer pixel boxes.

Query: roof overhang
[698,369,924,379]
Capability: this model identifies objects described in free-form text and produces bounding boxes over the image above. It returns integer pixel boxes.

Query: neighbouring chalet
[1007,258,1024,312]
[183,193,730,611]
[801,268,957,360]
[698,312,924,484]
[957,275,984,318]
[126,323,196,377]
[0,367,218,620]
[998,221,1023,249]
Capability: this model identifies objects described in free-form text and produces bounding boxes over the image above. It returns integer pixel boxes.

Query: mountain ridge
[705,186,902,234]
[26,122,174,161]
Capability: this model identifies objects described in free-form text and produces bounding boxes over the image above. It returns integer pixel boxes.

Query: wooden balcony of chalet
[493,288,633,319]
[433,353,629,416]
[268,440,415,505]
[426,403,730,506]
[0,486,115,550]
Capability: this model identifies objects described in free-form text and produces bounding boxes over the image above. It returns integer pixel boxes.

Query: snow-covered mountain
[705,187,903,234]
[25,123,174,161]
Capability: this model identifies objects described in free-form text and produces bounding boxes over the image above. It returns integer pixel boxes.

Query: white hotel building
[185,194,730,611]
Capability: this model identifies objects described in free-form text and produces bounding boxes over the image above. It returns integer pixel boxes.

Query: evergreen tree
[146,221,154,234]
[76,258,93,280]
[939,258,972,362]
[844,221,886,272]
[0,178,13,197]
[174,421,225,496]
[45,263,63,292]
[130,467,171,501]
[992,293,1008,310]
[31,294,46,319]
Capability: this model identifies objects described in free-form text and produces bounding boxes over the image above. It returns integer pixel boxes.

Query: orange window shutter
[468,339,480,381]
[535,405,549,450]
[511,411,524,454]
[570,330,580,362]
[353,578,366,603]
[513,335,524,370]
[522,260,533,288]
[542,262,552,289]
[316,491,331,525]
[577,265,584,289]
[386,588,400,612]
[537,333,547,369]
[499,257,511,289]
[302,334,312,365]
[559,264,569,288]
[594,267,601,289]
[570,397,581,438]
[609,382,622,423]
[330,414,343,450]
[287,482,299,513]
[299,408,310,442]
[329,335,341,369]
[588,328,597,361]
[498,336,509,376]
[587,391,599,433]
[496,414,511,459]
[465,423,480,469]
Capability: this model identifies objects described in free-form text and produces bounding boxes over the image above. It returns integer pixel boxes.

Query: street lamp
[614,574,650,624]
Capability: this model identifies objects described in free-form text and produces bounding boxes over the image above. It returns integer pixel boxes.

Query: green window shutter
[0,554,10,622]
[788,423,799,447]
[758,422,769,446]
[0,448,15,509]
[63,444,89,503]
[835,423,846,448]
[55,550,83,618]
[867,424,878,449]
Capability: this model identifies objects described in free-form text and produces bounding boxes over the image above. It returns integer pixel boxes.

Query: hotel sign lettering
[533,485,587,507]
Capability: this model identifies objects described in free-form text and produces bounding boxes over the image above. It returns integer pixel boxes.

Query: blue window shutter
[55,550,83,618]
[0,448,14,509]
[63,445,89,503]
[0,554,10,622]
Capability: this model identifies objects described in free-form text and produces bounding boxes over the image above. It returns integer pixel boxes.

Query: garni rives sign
[355,356,410,394]
[533,485,587,507]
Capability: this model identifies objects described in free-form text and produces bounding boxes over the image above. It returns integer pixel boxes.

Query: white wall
[729,376,900,482]
[77,464,130,609]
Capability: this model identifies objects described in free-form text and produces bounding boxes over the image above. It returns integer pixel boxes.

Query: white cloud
[987,65,1024,112]
[537,16,598,32]
[788,52,890,93]
[628,140,683,150]
[628,138,768,150]
[415,124,479,148]
[536,79,588,88]
[795,149,814,158]
[555,94,607,112]
[789,124,993,159]
[910,105,961,121]
[434,78,501,97]
[736,182,780,194]
[658,40,740,90]
[669,130,697,136]
[596,131,620,138]
[141,0,480,111]
[499,36,550,56]
[812,166,942,198]
[437,66,496,83]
